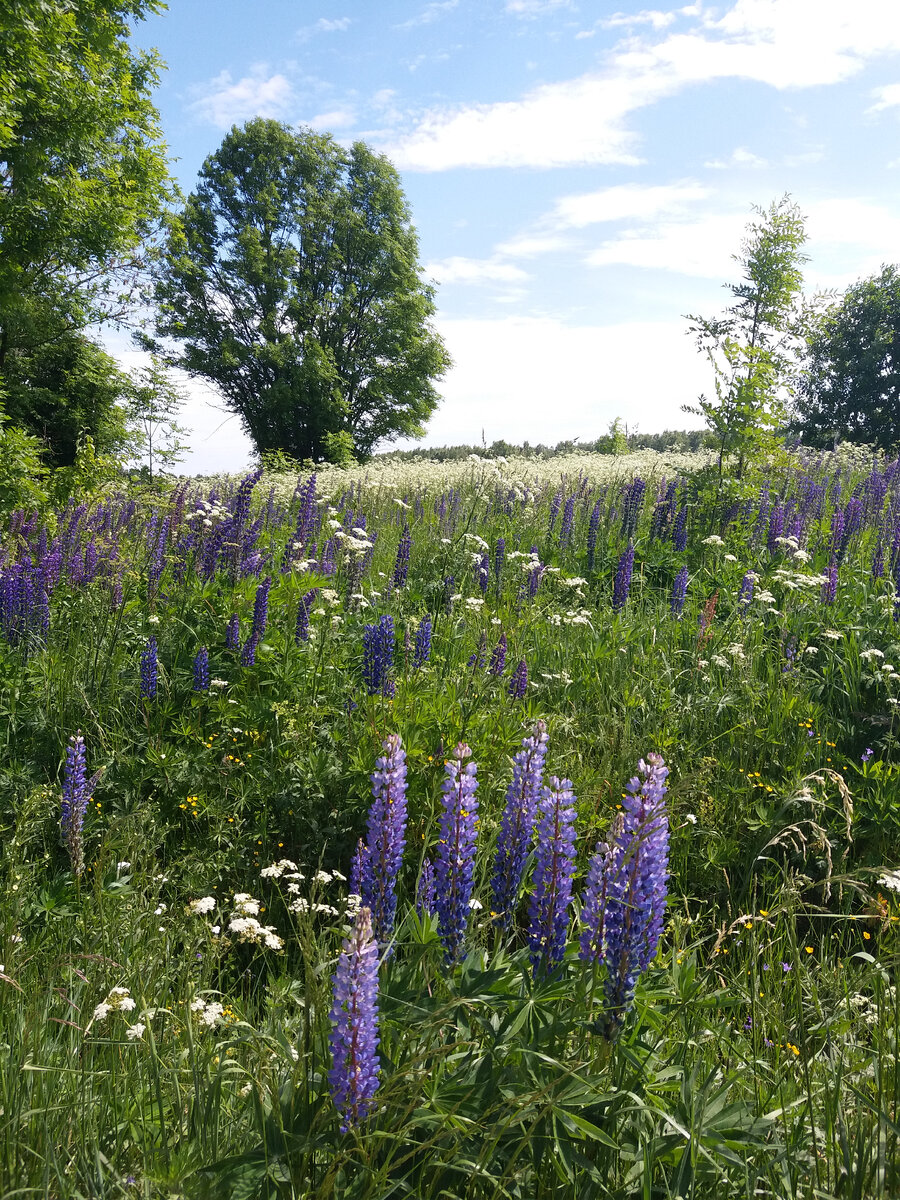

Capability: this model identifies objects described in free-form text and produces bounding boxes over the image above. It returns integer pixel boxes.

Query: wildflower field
[1,446,899,1199]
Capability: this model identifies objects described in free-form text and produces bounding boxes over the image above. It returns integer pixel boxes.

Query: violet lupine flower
[528,777,577,974]
[251,576,271,639]
[416,858,435,918]
[468,632,487,672]
[612,543,635,612]
[494,538,506,591]
[621,478,646,540]
[140,636,158,700]
[547,489,563,536]
[599,755,670,1036]
[672,506,688,552]
[738,571,755,607]
[872,542,885,580]
[527,549,543,600]
[578,815,624,963]
[295,588,320,644]
[442,575,455,615]
[318,537,337,577]
[392,525,412,589]
[670,566,688,617]
[434,743,479,965]
[766,504,785,552]
[559,494,576,547]
[838,497,863,562]
[350,838,368,898]
[60,733,103,876]
[489,632,507,676]
[823,560,838,605]
[193,646,209,692]
[476,551,490,595]
[240,634,260,666]
[328,906,380,1133]
[508,659,528,700]
[491,721,549,931]
[360,735,408,945]
[362,615,395,697]
[586,499,602,571]
[413,615,432,668]
[226,614,240,650]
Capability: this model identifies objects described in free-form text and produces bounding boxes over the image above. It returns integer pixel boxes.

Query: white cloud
[493,234,571,258]
[309,108,356,129]
[384,0,900,170]
[188,67,295,128]
[868,82,900,112]
[297,16,352,41]
[414,316,708,446]
[602,9,678,29]
[552,181,710,227]
[704,146,768,169]
[397,0,459,28]
[588,212,747,278]
[424,256,530,285]
[505,0,572,15]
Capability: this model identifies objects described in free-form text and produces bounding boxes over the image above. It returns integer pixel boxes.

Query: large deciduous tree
[793,265,900,451]
[149,118,450,462]
[684,194,808,480]
[0,0,174,456]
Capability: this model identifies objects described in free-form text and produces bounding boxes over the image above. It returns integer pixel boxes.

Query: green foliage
[322,429,358,467]
[794,264,900,451]
[150,118,451,463]
[685,195,808,480]
[0,401,49,513]
[124,356,189,480]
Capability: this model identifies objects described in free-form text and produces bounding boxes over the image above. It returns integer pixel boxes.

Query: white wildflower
[878,869,900,893]
[702,535,724,546]
[188,896,217,915]
[126,1022,146,1041]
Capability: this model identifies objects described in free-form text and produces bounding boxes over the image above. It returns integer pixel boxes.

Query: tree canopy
[794,265,900,451]
[150,118,450,462]
[685,194,807,478]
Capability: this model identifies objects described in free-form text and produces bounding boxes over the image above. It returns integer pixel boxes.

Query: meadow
[0,444,898,1199]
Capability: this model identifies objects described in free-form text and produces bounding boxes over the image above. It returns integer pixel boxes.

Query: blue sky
[117,0,900,471]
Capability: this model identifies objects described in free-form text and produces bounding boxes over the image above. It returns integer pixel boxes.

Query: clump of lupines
[360,735,408,945]
[489,632,507,676]
[412,615,432,668]
[528,777,577,974]
[140,636,158,700]
[621,478,645,540]
[392,525,411,589]
[193,646,209,691]
[60,732,103,876]
[612,543,635,611]
[434,743,479,965]
[670,566,688,616]
[582,754,670,1037]
[508,658,528,699]
[328,906,380,1132]
[492,721,549,931]
[362,615,395,697]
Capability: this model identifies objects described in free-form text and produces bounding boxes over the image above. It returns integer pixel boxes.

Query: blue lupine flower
[193,646,209,692]
[434,743,479,965]
[587,498,602,571]
[491,720,548,931]
[392,525,412,589]
[507,658,528,699]
[766,504,785,552]
[251,576,271,639]
[528,776,577,974]
[476,551,490,595]
[547,489,563,535]
[413,615,432,668]
[468,631,487,671]
[240,633,260,666]
[489,632,507,676]
[494,537,506,590]
[672,506,688,552]
[612,543,635,611]
[621,478,645,540]
[360,734,408,945]
[329,906,380,1132]
[823,560,838,605]
[416,858,435,918]
[295,588,320,644]
[362,615,395,696]
[140,636,158,700]
[559,494,576,547]
[350,838,368,898]
[670,566,688,616]
[578,816,624,963]
[226,614,240,650]
[600,754,670,1037]
[738,571,755,607]
[60,732,103,876]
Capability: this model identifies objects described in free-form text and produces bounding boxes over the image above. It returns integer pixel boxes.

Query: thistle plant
[528,776,577,974]
[434,743,479,965]
[491,721,548,931]
[328,906,380,1133]
[360,734,408,945]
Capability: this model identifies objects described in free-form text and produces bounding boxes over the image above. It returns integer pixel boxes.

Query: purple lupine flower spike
[434,743,479,965]
[586,499,602,571]
[491,721,548,931]
[60,732,103,876]
[295,588,319,644]
[823,560,838,605]
[489,632,507,676]
[507,659,528,699]
[528,776,577,974]
[251,576,271,639]
[360,734,408,945]
[578,815,625,963]
[240,633,260,666]
[392,525,412,589]
[349,838,368,898]
[416,858,435,918]
[670,566,688,616]
[226,614,240,650]
[601,754,670,1036]
[612,542,635,611]
[140,636,158,700]
[413,615,432,668]
[362,615,395,696]
[468,631,487,671]
[738,571,755,607]
[193,646,209,692]
[328,906,380,1132]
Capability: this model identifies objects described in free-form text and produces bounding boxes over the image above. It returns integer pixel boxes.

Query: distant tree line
[375,428,718,463]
